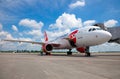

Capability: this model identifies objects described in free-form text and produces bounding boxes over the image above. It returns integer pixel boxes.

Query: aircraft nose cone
[103,31,112,41]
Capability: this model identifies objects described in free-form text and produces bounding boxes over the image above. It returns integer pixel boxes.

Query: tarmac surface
[0,53,120,79]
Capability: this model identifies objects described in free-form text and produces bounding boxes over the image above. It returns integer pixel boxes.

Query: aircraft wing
[3,39,44,44]
[2,39,61,47]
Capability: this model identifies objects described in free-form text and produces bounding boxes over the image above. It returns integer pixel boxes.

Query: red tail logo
[69,30,78,43]
[44,31,48,42]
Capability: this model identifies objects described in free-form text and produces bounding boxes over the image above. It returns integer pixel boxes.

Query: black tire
[85,53,91,57]
[46,52,51,55]
[67,51,72,55]
[40,51,43,56]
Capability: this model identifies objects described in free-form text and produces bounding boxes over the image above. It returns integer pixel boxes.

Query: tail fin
[44,31,48,42]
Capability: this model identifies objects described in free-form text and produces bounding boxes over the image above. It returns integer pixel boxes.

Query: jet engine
[76,47,86,53]
[42,44,53,52]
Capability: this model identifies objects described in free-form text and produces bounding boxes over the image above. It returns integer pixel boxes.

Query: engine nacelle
[76,47,86,53]
[42,44,53,52]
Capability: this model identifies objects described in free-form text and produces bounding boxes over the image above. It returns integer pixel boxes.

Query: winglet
[44,31,48,42]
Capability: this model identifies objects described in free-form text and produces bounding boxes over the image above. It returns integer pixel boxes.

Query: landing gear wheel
[67,51,72,55]
[46,52,51,55]
[85,46,91,57]
[85,52,91,57]
[67,49,72,55]
[40,51,43,56]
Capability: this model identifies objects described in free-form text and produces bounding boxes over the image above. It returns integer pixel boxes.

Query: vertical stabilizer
[44,31,48,42]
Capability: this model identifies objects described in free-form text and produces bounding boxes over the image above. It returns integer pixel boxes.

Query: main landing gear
[40,51,43,56]
[45,52,51,55]
[67,49,72,55]
[85,46,91,57]
[40,51,51,56]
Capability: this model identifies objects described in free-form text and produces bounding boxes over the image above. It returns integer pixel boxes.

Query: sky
[0,0,120,52]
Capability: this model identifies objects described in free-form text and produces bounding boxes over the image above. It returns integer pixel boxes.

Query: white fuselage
[53,26,112,49]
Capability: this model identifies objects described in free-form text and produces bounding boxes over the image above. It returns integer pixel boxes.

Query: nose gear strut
[85,46,91,56]
[67,49,72,55]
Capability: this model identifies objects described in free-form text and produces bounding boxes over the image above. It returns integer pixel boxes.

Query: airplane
[3,26,112,56]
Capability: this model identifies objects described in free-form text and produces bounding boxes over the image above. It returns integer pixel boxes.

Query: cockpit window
[88,29,92,32]
[88,28,95,32]
[92,28,96,31]
[96,28,102,30]
[88,27,102,32]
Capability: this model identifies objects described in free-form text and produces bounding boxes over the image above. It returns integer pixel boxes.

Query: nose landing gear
[85,46,91,57]
[67,49,72,55]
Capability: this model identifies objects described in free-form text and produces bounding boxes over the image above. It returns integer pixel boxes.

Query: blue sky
[0,0,120,51]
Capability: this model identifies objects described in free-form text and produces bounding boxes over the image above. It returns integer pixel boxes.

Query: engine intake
[46,44,53,51]
[42,44,53,52]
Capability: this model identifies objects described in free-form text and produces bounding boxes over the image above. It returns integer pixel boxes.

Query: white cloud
[69,0,85,9]
[0,25,15,50]
[0,23,13,40]
[12,25,18,32]
[26,30,43,40]
[104,19,118,27]
[19,18,44,29]
[48,13,82,40]
[27,30,41,36]
[83,20,96,26]
[50,13,82,30]
[0,23,3,31]
[0,23,36,51]
[0,30,38,50]
[19,18,44,40]
[18,37,32,41]
[46,29,70,41]
[0,31,13,39]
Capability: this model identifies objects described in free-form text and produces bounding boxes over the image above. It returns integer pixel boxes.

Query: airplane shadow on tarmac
[37,53,96,57]
[37,53,120,57]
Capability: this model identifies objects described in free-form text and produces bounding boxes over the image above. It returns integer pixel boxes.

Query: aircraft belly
[53,39,72,49]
